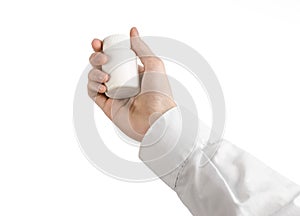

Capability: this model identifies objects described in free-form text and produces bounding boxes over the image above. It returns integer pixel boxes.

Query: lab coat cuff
[139,106,197,188]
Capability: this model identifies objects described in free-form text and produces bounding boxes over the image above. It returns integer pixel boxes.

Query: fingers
[130,27,172,98]
[90,39,107,68]
[87,68,109,96]
[88,81,106,94]
[88,38,114,119]
[87,68,109,101]
[89,52,108,67]
[92,39,102,52]
[87,87,109,112]
[88,68,109,83]
[87,68,112,118]
[130,27,165,72]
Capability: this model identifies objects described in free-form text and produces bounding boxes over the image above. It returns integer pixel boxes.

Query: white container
[102,34,140,99]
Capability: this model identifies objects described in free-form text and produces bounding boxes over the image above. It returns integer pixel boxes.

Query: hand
[88,27,176,141]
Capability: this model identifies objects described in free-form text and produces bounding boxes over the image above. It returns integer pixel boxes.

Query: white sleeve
[139,107,300,216]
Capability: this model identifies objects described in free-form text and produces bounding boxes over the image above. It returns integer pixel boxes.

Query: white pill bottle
[102,34,140,99]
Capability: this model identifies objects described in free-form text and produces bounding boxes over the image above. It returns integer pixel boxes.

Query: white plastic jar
[102,34,140,99]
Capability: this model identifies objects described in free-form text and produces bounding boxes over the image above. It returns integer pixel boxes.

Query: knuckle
[88,69,94,80]
[87,82,92,90]
[149,56,162,63]
[87,89,96,101]
[87,81,96,92]
[87,88,92,98]
[89,53,96,63]
[149,56,163,64]
[88,68,98,81]
[146,56,164,70]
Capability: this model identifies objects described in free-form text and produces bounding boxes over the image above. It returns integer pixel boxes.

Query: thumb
[130,27,165,72]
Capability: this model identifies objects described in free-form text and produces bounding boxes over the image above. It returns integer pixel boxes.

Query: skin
[88,27,176,141]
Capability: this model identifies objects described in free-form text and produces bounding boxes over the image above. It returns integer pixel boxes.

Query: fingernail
[99,74,107,82]
[99,85,105,92]
[104,74,109,82]
[131,27,139,37]
[134,27,139,36]
[134,27,140,36]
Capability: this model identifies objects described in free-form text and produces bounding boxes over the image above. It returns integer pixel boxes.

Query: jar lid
[103,34,131,51]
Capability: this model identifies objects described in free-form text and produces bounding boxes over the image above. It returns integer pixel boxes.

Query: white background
[1,0,300,215]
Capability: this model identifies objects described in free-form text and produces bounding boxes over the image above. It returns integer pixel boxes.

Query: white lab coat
[139,107,300,216]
